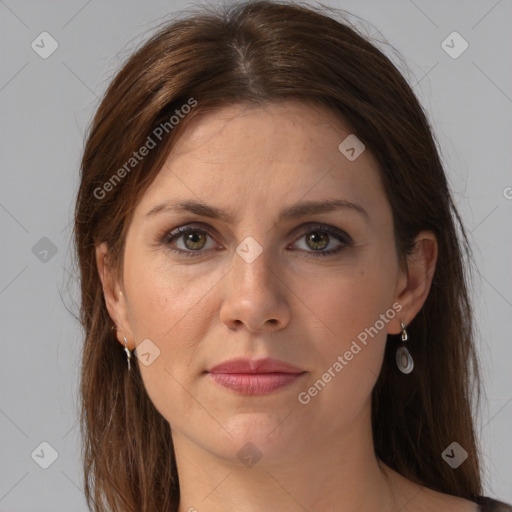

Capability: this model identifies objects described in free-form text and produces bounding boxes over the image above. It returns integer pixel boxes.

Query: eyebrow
[145,198,369,224]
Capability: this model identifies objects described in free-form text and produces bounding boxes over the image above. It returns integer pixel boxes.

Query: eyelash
[160,223,352,259]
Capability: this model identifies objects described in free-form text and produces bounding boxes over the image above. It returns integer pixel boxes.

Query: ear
[95,242,134,349]
[388,231,438,335]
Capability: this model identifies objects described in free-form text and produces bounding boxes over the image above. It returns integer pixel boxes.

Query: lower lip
[207,372,306,395]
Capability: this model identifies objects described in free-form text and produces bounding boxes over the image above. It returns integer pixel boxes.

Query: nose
[219,243,291,333]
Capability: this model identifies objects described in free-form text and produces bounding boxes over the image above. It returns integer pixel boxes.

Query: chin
[208,413,304,465]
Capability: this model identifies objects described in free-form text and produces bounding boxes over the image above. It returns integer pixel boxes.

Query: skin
[96,101,477,511]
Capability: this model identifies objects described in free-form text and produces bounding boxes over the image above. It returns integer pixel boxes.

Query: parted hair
[73,1,483,510]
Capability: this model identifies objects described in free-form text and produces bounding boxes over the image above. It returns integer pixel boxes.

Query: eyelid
[160,222,221,245]
[160,221,352,256]
[290,222,352,244]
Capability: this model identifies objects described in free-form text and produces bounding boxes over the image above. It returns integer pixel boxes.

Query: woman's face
[99,101,424,465]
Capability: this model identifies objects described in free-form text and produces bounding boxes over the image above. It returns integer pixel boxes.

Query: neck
[173,402,402,512]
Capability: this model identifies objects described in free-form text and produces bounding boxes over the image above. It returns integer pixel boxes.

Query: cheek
[294,254,396,409]
[122,257,215,425]
[123,253,225,399]
[308,278,390,378]
[124,252,216,340]
[297,257,396,346]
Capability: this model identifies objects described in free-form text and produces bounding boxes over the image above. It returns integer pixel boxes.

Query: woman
[73,1,512,511]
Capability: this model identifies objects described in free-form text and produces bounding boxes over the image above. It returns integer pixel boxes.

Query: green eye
[161,223,352,259]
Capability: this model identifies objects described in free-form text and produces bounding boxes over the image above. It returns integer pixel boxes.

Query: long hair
[73,1,483,510]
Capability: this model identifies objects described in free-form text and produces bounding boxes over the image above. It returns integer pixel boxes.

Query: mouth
[207,372,307,395]
[206,357,307,395]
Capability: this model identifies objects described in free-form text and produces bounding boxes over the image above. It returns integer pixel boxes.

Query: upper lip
[207,357,304,374]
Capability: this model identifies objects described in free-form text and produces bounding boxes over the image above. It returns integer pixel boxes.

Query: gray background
[0,0,511,510]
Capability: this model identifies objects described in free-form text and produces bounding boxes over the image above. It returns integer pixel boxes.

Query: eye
[160,222,352,258]
[290,223,352,258]
[162,224,218,257]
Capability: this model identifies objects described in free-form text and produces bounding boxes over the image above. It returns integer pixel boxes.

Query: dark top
[475,496,512,511]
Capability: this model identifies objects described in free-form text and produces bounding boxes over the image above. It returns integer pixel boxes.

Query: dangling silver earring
[123,337,132,371]
[396,321,414,374]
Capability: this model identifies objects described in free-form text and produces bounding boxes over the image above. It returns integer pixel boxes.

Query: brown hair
[73,1,483,510]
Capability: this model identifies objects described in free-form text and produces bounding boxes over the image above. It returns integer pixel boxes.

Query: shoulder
[413,487,479,512]
[415,488,512,512]
[415,490,512,512]
[473,496,512,512]
[380,463,512,512]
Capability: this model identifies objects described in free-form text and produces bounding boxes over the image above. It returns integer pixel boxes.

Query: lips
[207,357,304,374]
[206,357,306,395]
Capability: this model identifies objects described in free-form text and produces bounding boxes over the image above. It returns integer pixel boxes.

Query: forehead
[134,100,385,218]
[174,101,355,159]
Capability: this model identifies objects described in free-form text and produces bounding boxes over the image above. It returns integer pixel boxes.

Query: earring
[123,337,132,371]
[396,321,414,374]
